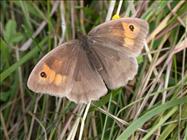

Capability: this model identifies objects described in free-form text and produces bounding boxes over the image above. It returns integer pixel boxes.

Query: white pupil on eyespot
[40,72,47,78]
[129,25,134,31]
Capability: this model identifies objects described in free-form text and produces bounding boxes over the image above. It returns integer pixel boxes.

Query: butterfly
[27,18,149,104]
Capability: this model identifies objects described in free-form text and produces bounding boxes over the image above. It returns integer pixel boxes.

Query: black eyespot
[129,25,134,31]
[40,72,47,78]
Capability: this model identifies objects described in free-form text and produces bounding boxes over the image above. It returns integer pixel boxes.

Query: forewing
[91,44,138,89]
[67,47,107,104]
[27,40,79,97]
[88,18,148,56]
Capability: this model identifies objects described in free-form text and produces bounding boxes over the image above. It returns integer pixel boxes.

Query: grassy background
[0,0,187,140]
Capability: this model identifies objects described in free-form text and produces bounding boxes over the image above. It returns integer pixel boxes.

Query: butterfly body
[27,18,149,103]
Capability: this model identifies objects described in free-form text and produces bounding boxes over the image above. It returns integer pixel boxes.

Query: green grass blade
[116,97,187,140]
[0,38,47,82]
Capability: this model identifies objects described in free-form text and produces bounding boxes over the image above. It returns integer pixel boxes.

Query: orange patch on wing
[54,74,67,86]
[41,64,55,83]
[121,22,139,39]
[40,64,67,86]
[54,74,62,85]
[124,38,135,46]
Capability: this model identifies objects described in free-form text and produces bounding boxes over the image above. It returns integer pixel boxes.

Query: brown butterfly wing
[67,47,107,103]
[90,45,137,89]
[88,18,148,57]
[87,18,148,89]
[27,40,107,103]
[27,40,79,97]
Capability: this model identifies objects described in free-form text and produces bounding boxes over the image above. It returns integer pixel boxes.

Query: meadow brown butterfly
[27,18,149,103]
